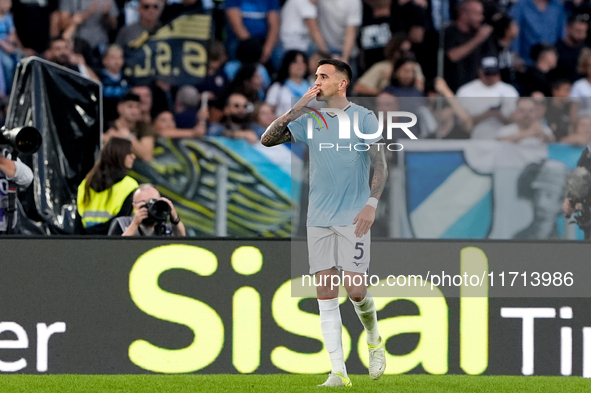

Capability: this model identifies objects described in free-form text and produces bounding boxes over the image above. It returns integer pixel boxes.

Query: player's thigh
[332,224,371,274]
[307,226,338,275]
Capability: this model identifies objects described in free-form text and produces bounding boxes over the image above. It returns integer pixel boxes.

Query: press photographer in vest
[108,183,186,236]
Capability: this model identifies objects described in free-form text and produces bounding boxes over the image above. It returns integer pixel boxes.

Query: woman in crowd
[266,50,311,117]
[383,54,424,97]
[227,63,266,104]
[76,137,138,235]
[354,33,423,96]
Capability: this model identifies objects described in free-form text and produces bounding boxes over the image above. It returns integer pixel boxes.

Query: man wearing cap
[103,92,156,162]
[456,55,519,139]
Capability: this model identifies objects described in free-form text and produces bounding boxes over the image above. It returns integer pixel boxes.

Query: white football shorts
[307,224,371,275]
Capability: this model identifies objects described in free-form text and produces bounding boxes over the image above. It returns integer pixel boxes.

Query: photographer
[108,184,186,236]
[0,147,33,233]
[563,145,591,238]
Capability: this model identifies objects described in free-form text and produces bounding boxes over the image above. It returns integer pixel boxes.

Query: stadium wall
[0,238,588,376]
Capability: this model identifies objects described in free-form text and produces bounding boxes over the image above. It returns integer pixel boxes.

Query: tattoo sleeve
[368,143,388,199]
[261,110,295,147]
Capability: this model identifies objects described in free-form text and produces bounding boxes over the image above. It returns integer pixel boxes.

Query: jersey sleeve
[288,115,309,144]
[358,110,382,144]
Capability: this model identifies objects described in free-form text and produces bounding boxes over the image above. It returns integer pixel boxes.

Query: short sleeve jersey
[289,102,381,227]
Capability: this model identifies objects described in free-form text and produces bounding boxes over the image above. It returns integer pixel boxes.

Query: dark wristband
[170,215,180,225]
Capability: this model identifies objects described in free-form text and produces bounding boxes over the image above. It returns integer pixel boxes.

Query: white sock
[318,298,347,377]
[350,292,380,346]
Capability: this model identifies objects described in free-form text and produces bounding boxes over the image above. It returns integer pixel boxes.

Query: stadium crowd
[2,0,591,234]
[3,0,591,157]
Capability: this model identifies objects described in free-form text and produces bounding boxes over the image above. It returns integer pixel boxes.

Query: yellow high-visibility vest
[77,176,139,228]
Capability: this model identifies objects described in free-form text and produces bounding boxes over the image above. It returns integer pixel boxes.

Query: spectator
[174,85,199,128]
[509,0,566,65]
[358,0,392,73]
[115,0,163,48]
[12,0,59,54]
[224,0,280,67]
[226,63,265,103]
[104,92,155,161]
[279,0,328,55]
[407,6,438,82]
[383,55,432,136]
[570,48,591,115]
[498,97,554,144]
[353,33,415,96]
[0,0,33,91]
[45,36,98,80]
[375,92,401,145]
[252,102,274,136]
[76,137,138,235]
[197,40,228,102]
[456,56,519,139]
[516,44,557,97]
[108,183,186,236]
[58,0,119,55]
[383,54,424,98]
[490,13,520,86]
[425,77,474,139]
[130,84,153,122]
[444,0,495,92]
[100,44,129,125]
[0,141,33,233]
[561,115,591,146]
[316,0,362,66]
[160,0,203,25]
[152,108,207,138]
[208,92,258,144]
[266,50,311,117]
[546,79,574,141]
[553,13,589,83]
[223,38,271,89]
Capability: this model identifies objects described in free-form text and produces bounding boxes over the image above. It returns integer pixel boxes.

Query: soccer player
[261,59,388,387]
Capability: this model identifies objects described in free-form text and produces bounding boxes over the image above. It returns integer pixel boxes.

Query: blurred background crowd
[4,0,591,238]
[5,0,591,152]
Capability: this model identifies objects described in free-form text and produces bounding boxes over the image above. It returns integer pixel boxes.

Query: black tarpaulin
[5,57,102,234]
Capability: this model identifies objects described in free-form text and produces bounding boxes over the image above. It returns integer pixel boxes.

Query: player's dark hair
[317,59,353,83]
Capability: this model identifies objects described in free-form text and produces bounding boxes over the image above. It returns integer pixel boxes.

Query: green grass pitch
[0,375,589,392]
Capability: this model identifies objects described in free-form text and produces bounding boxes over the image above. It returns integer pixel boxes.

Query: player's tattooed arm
[262,85,321,147]
[261,110,295,147]
[368,142,388,199]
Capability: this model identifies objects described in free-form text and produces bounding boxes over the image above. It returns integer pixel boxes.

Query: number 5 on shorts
[354,242,364,260]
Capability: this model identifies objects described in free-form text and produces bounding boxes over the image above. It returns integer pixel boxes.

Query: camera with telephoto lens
[141,199,171,235]
[0,126,42,155]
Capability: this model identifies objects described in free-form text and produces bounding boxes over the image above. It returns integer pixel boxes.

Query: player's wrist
[366,197,378,209]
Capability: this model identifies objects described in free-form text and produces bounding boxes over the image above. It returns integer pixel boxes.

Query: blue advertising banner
[398,141,586,240]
